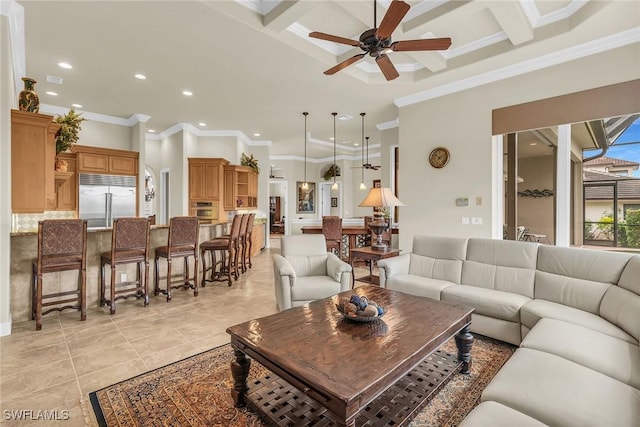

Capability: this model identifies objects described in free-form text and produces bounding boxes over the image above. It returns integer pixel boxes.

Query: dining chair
[200,214,242,286]
[31,219,87,330]
[99,217,150,314]
[154,216,199,302]
[322,216,343,257]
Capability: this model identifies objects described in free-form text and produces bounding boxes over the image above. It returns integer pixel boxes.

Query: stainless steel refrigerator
[78,173,137,229]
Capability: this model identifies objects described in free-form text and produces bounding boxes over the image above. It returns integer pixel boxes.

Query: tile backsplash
[12,211,76,233]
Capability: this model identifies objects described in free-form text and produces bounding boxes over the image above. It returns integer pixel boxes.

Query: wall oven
[190,201,218,224]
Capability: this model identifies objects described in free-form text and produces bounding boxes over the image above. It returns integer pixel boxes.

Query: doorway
[320,182,342,218]
[269,180,287,240]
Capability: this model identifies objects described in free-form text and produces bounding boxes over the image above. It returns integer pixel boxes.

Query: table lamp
[359,187,404,251]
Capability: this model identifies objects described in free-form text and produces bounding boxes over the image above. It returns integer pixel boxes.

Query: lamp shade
[358,187,405,208]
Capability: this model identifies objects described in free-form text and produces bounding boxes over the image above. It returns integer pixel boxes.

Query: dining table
[301,225,399,263]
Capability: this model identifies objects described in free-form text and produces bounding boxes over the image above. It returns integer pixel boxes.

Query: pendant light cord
[361,112,366,186]
[332,112,337,184]
[303,112,308,186]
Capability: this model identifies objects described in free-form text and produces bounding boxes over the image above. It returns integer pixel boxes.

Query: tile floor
[0,238,370,426]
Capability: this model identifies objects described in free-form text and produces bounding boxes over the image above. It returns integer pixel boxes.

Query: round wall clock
[428,147,450,168]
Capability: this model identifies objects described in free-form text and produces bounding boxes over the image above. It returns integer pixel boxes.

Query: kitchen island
[9,221,265,323]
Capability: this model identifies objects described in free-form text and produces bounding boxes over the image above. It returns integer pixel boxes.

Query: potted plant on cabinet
[54,108,86,171]
[241,153,260,174]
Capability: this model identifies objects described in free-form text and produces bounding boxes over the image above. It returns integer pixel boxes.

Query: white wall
[398,45,640,253]
[77,119,132,150]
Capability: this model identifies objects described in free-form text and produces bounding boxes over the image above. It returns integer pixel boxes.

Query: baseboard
[0,315,12,336]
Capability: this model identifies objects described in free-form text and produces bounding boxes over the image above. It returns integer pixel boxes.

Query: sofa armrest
[272,254,296,310]
[378,253,410,287]
[327,252,352,291]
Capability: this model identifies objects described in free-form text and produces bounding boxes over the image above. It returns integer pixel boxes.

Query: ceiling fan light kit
[309,0,452,81]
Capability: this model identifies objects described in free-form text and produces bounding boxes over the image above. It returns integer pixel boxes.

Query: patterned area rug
[90,336,514,426]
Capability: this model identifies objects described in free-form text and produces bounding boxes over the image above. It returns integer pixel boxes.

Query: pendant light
[302,112,309,190]
[359,112,367,190]
[331,112,338,190]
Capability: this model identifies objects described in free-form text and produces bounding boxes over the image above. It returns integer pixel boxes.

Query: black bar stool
[31,219,87,330]
[99,217,151,314]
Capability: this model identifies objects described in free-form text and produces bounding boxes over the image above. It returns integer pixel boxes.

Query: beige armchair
[273,234,352,311]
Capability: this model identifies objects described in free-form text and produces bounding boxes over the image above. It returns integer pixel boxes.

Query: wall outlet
[472,217,482,225]
[120,273,128,282]
[461,217,470,225]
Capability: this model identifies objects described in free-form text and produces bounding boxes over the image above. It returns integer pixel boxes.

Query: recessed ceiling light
[354,143,359,146]
[330,137,335,141]
[182,90,193,96]
[134,73,146,80]
[46,91,58,96]
[147,129,156,133]
[337,114,353,121]
[58,62,72,69]
[253,133,260,137]
[530,142,537,146]
[198,122,206,127]
[72,103,82,108]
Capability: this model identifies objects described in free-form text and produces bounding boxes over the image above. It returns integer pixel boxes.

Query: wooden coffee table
[227,285,474,426]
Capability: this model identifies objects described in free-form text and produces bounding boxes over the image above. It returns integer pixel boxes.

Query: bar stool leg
[200,248,207,287]
[35,273,43,330]
[80,267,87,321]
[247,236,253,269]
[31,265,37,321]
[143,260,150,306]
[99,260,106,307]
[109,263,116,314]
[193,255,198,296]
[166,258,172,302]
[154,255,160,296]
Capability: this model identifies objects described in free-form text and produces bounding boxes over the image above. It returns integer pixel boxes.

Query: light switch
[462,217,470,225]
[476,197,482,206]
[472,217,482,225]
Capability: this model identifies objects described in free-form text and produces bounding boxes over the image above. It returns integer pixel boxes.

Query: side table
[350,246,400,287]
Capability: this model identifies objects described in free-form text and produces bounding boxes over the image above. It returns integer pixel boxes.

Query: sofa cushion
[442,285,530,322]
[386,274,455,300]
[409,235,467,284]
[521,299,637,344]
[290,276,342,302]
[286,254,328,277]
[534,245,631,313]
[599,255,640,342]
[460,401,548,427]
[462,238,537,298]
[409,254,462,284]
[521,318,640,388]
[482,348,640,427]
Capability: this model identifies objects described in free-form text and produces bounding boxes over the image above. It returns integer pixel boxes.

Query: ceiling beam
[488,2,533,45]
[263,1,318,32]
[402,0,471,37]
[405,51,447,72]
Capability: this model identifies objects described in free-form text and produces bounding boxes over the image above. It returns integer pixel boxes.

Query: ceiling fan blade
[324,53,366,75]
[391,38,452,52]
[376,54,399,80]
[309,31,361,47]
[375,0,410,40]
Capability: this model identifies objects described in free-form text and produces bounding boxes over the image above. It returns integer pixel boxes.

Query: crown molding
[271,151,380,164]
[377,118,399,131]
[394,28,640,108]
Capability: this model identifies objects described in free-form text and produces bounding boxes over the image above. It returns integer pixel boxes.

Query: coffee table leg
[230,347,251,407]
[455,324,473,374]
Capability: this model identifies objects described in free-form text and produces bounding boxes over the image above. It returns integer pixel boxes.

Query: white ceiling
[15,0,639,161]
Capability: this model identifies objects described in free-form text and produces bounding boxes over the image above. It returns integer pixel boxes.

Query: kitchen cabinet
[55,152,77,211]
[11,110,60,213]
[188,158,228,201]
[223,165,258,210]
[72,145,138,176]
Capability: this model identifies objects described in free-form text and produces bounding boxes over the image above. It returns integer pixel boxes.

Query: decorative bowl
[336,304,385,323]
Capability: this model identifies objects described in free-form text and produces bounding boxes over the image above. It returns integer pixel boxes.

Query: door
[79,185,109,228]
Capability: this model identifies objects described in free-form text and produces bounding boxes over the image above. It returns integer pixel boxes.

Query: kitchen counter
[8,221,264,323]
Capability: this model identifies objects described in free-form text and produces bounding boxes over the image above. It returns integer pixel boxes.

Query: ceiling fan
[309,0,452,81]
[353,113,380,170]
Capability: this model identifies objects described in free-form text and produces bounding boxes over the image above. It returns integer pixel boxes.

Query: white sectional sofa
[377,235,640,427]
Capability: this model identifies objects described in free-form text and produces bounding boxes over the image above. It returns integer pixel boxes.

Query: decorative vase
[55,158,68,172]
[18,77,40,113]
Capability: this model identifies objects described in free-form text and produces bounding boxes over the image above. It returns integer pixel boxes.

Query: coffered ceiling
[14,0,639,161]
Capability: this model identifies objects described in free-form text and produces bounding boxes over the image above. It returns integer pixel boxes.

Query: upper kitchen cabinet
[224,165,258,210]
[11,110,60,213]
[72,145,138,176]
[55,152,77,211]
[188,158,229,201]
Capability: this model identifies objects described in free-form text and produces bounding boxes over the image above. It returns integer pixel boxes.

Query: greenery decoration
[241,153,260,173]
[54,108,86,154]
